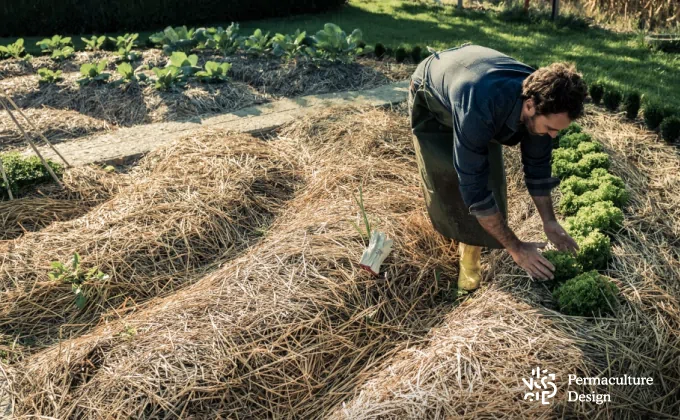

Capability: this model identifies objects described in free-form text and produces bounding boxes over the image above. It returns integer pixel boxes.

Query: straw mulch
[0,129,301,360]
[327,106,680,419]
[0,72,267,127]
[0,165,128,240]
[1,106,462,418]
[0,107,112,150]
[4,105,678,419]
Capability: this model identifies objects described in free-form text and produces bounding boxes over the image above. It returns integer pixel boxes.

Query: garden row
[542,124,628,316]
[587,81,680,143]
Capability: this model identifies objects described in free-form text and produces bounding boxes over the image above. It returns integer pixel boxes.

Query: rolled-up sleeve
[453,102,499,217]
[521,133,561,196]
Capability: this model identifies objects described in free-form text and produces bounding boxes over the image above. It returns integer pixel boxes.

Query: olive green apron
[409,55,508,249]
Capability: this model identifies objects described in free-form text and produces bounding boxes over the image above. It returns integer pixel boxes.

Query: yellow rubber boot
[458,242,482,291]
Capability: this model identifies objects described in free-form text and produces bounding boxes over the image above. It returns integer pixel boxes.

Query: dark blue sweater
[411,45,560,217]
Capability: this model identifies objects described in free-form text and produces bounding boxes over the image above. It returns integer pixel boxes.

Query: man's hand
[508,242,555,280]
[543,220,579,255]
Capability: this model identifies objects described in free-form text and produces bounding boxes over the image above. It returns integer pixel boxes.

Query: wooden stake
[0,157,14,200]
[0,98,64,188]
[1,94,71,167]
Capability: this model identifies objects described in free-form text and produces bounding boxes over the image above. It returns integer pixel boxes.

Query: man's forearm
[531,195,557,225]
[476,211,522,251]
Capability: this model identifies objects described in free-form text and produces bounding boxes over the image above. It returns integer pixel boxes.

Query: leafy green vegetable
[243,29,272,55]
[51,46,75,61]
[36,35,72,53]
[542,250,582,283]
[552,148,610,178]
[204,23,242,55]
[115,62,147,84]
[0,38,30,60]
[553,270,619,316]
[575,141,603,155]
[271,29,307,59]
[150,25,199,55]
[0,152,63,198]
[559,132,592,149]
[565,201,624,237]
[152,66,183,90]
[81,35,106,51]
[77,60,110,85]
[573,229,611,271]
[167,51,199,76]
[37,68,63,84]
[310,23,366,63]
[109,33,138,50]
[560,182,628,215]
[195,61,231,82]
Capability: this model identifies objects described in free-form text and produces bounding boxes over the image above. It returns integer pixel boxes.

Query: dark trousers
[408,69,508,249]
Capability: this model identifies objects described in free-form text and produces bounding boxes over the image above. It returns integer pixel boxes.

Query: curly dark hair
[521,62,588,120]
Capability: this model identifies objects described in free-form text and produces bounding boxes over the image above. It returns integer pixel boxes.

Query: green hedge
[0,0,347,37]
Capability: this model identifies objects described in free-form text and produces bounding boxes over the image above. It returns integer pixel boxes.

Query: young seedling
[81,35,106,51]
[48,252,109,310]
[271,30,308,60]
[109,33,139,50]
[205,23,242,55]
[37,68,63,84]
[51,46,75,61]
[149,26,199,55]
[77,60,111,85]
[195,61,232,83]
[311,23,365,63]
[115,62,147,84]
[36,35,72,53]
[0,38,31,60]
[153,66,184,90]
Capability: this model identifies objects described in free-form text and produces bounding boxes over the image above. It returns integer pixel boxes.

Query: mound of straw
[0,129,300,359]
[0,73,266,126]
[1,106,461,418]
[0,165,128,240]
[327,106,680,419]
[0,107,111,150]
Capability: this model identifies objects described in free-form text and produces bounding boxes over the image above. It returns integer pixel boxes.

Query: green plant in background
[374,42,386,59]
[167,51,199,77]
[205,23,243,55]
[565,201,624,237]
[553,270,619,316]
[589,81,604,105]
[243,28,273,55]
[623,91,641,120]
[36,35,72,53]
[195,61,232,83]
[311,23,366,63]
[660,116,680,143]
[109,33,138,50]
[0,38,31,60]
[271,29,308,59]
[395,46,407,63]
[149,25,199,55]
[643,101,667,130]
[81,35,106,51]
[77,60,110,85]
[48,252,109,310]
[542,250,582,283]
[153,66,183,90]
[411,45,422,63]
[602,88,622,111]
[115,41,141,62]
[37,68,62,84]
[0,152,63,198]
[573,230,611,271]
[51,46,75,61]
